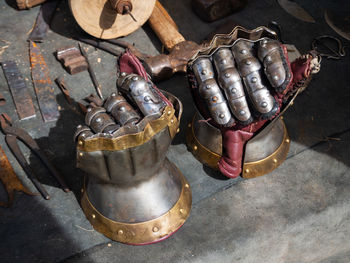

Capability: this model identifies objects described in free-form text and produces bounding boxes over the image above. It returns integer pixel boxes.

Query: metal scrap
[29,41,60,122]
[56,46,88,75]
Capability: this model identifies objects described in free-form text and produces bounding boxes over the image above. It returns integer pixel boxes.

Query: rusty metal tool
[28,0,61,42]
[1,61,36,120]
[55,77,73,104]
[0,113,70,199]
[56,46,88,75]
[277,0,315,23]
[29,41,60,122]
[78,43,104,100]
[0,146,36,208]
[191,0,247,22]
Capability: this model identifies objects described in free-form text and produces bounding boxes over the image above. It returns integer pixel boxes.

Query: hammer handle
[16,0,47,9]
[148,1,185,51]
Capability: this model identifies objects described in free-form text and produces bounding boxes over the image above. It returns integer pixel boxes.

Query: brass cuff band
[81,170,192,244]
[186,115,290,178]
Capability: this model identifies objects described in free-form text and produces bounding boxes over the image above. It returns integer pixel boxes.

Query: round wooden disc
[69,0,156,39]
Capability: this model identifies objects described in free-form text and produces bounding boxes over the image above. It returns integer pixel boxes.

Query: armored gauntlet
[187,26,320,178]
[75,66,191,245]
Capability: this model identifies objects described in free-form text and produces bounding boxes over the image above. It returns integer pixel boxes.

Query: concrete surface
[0,0,349,262]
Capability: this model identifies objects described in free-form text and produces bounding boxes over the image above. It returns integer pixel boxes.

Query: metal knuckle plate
[257,39,280,61]
[209,102,233,125]
[217,68,241,89]
[227,96,252,122]
[192,58,215,84]
[237,57,261,77]
[212,48,235,72]
[199,79,222,99]
[265,61,286,88]
[222,74,245,100]
[249,89,275,114]
[231,40,254,62]
[243,71,265,93]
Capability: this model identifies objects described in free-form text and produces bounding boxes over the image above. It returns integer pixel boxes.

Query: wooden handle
[16,0,47,9]
[148,1,185,51]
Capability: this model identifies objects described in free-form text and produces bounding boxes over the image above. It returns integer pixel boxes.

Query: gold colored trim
[186,117,221,170]
[242,123,290,178]
[78,106,179,152]
[186,115,290,178]
[81,172,192,245]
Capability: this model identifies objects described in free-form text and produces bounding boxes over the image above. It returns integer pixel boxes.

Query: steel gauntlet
[75,73,191,245]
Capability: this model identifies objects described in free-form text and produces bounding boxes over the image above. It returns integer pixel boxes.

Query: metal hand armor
[187,26,320,179]
[75,73,191,245]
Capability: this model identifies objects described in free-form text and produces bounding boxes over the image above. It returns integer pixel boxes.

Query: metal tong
[0,113,69,199]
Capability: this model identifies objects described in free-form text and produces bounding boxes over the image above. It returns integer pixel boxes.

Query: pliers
[0,113,69,200]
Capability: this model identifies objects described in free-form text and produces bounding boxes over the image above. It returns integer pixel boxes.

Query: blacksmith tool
[1,61,36,120]
[56,46,88,75]
[0,114,70,200]
[191,0,247,22]
[78,43,104,100]
[312,35,346,60]
[29,41,60,122]
[277,0,315,23]
[0,146,36,208]
[325,10,350,42]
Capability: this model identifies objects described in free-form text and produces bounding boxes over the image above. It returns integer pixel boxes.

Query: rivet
[219,113,225,119]
[171,119,174,123]
[261,101,268,108]
[273,158,278,163]
[193,145,198,151]
[144,96,151,102]
[78,140,83,146]
[119,106,126,111]
[245,169,250,173]
[231,88,237,94]
[251,77,257,83]
[201,69,207,75]
[239,110,246,115]
[179,208,184,213]
[266,56,271,62]
[185,184,189,188]
[290,101,294,106]
[152,226,159,232]
[240,49,247,55]
[286,138,290,143]
[221,59,227,64]
[118,229,124,235]
[280,116,284,120]
[206,85,211,89]
[176,128,180,133]
[121,72,126,77]
[79,152,83,157]
[212,96,218,102]
[167,110,172,115]
[245,60,251,65]
[92,214,96,219]
[107,243,112,247]
[87,108,92,112]
[188,123,192,128]
[111,93,116,97]
[132,76,138,81]
[95,117,102,123]
[225,73,230,78]
[273,75,279,80]
[81,188,84,193]
[77,125,82,129]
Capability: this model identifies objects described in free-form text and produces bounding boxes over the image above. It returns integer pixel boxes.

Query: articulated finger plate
[258,39,287,92]
[232,40,277,117]
[192,58,234,125]
[213,48,252,124]
[104,93,141,126]
[85,107,120,134]
[117,73,166,118]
